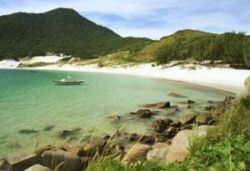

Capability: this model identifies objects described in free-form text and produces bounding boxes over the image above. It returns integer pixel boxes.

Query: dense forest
[142,30,250,67]
[0,8,152,59]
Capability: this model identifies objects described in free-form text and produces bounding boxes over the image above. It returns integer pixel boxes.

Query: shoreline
[13,63,250,94]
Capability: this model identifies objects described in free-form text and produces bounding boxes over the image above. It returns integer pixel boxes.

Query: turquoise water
[0,69,232,159]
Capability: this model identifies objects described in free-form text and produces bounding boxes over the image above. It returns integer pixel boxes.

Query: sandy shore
[0,56,249,93]
[22,63,249,94]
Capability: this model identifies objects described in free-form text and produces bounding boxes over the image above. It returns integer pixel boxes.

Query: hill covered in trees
[137,29,250,67]
[0,8,152,59]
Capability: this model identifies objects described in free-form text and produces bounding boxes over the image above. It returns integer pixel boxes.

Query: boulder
[25,164,51,171]
[54,157,83,171]
[196,113,212,125]
[41,150,66,169]
[179,114,195,124]
[147,143,170,162]
[151,119,173,133]
[122,143,152,165]
[7,154,42,171]
[130,109,155,118]
[82,139,106,157]
[244,76,250,93]
[143,102,171,109]
[165,125,212,164]
[168,92,187,98]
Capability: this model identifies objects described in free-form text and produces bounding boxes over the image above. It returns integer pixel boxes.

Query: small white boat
[53,76,84,85]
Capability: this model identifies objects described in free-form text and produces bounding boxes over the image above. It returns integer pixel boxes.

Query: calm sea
[0,69,232,159]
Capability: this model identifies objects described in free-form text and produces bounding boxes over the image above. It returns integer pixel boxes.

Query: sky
[0,0,249,39]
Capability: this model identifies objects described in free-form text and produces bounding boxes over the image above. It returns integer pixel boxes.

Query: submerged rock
[168,92,187,98]
[143,102,171,109]
[57,128,81,139]
[18,129,38,134]
[43,125,55,131]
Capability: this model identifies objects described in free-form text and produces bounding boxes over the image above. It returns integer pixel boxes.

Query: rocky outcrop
[122,143,152,165]
[165,125,213,164]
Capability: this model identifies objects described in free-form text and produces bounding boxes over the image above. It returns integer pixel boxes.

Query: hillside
[137,29,250,67]
[0,8,152,59]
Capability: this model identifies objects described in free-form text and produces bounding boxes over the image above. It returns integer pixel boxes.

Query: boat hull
[53,80,84,85]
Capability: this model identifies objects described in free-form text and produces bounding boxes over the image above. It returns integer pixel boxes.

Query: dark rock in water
[196,113,213,125]
[179,114,195,124]
[58,128,81,139]
[130,109,156,118]
[187,100,196,104]
[143,102,171,109]
[43,125,55,131]
[151,119,173,133]
[7,143,22,149]
[19,129,38,134]
[168,92,187,98]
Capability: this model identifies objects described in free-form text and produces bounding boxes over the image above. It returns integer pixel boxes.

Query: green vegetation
[143,30,250,67]
[1,8,249,67]
[0,8,152,59]
[87,95,250,171]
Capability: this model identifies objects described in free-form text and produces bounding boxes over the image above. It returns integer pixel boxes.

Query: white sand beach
[0,57,249,93]
[29,63,249,94]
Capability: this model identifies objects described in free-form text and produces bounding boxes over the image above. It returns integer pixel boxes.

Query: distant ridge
[0,8,152,59]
